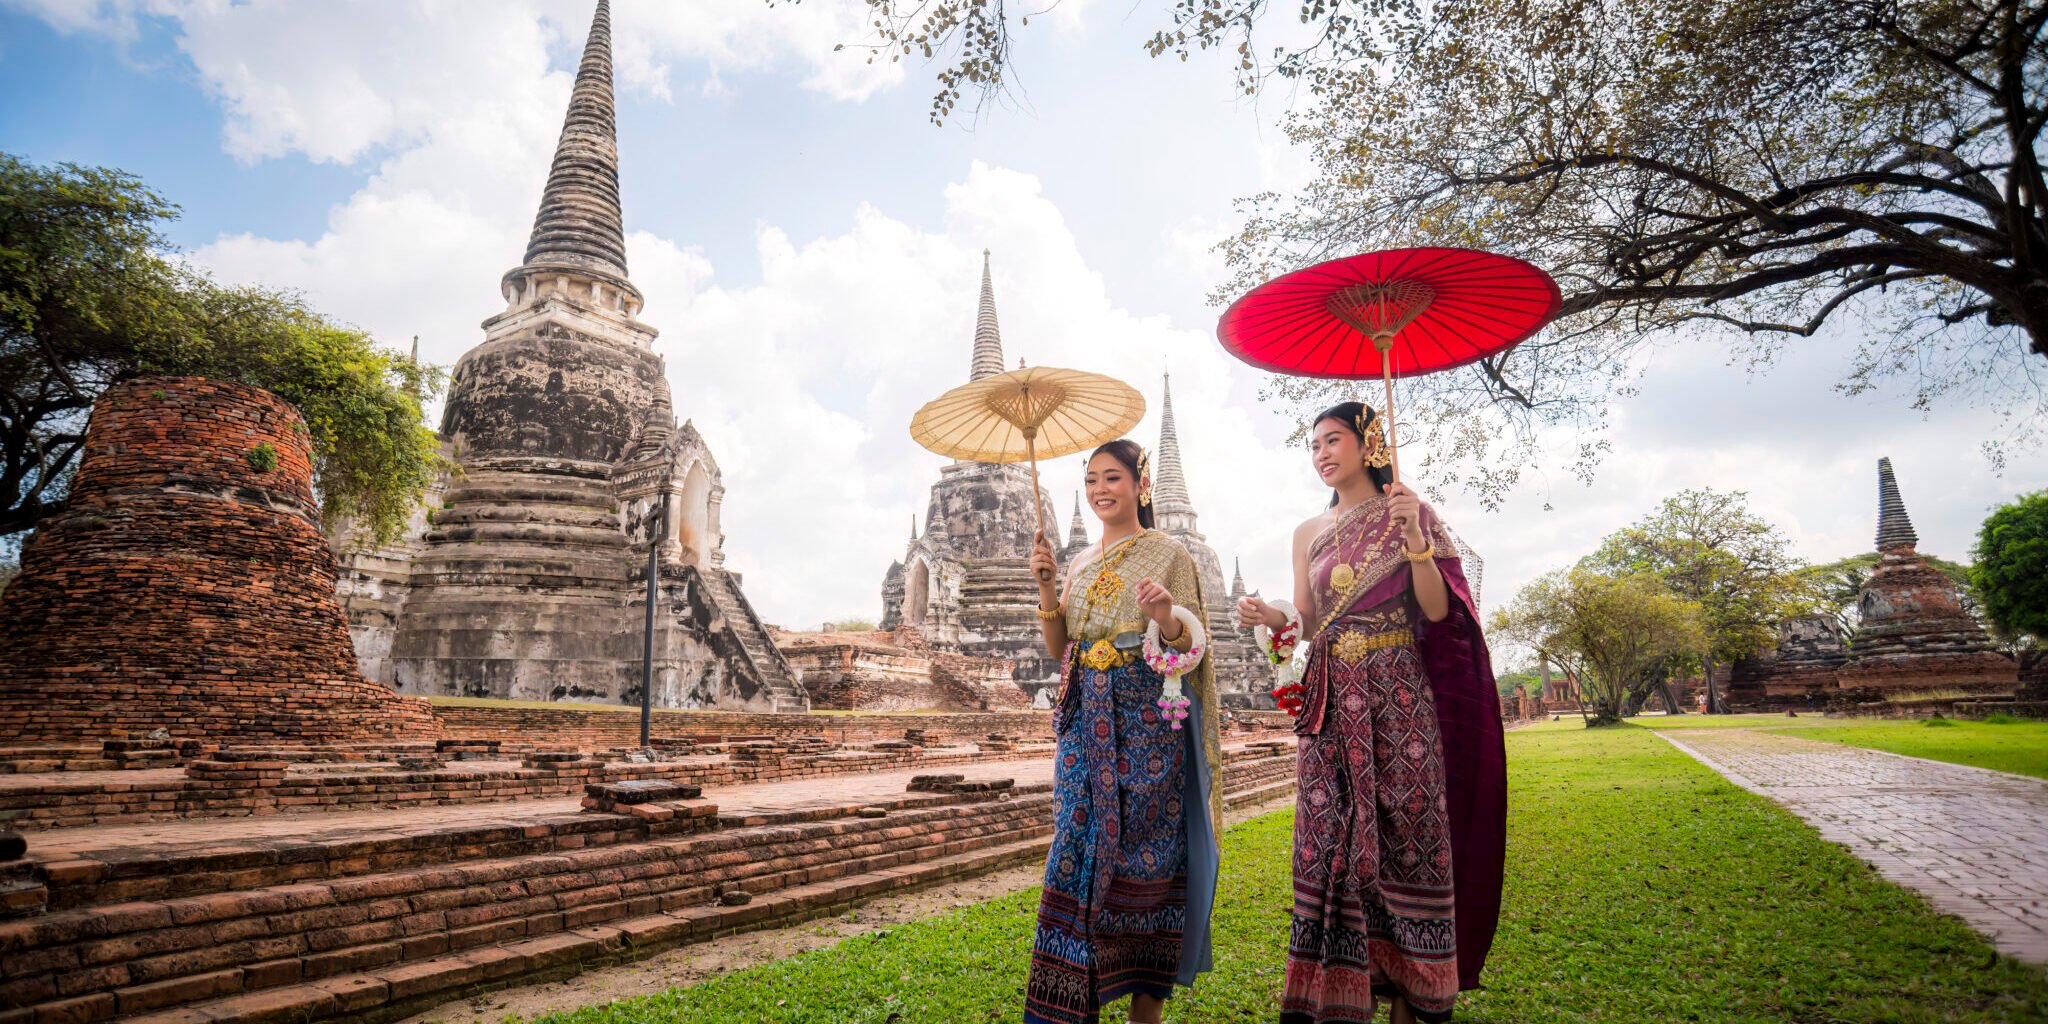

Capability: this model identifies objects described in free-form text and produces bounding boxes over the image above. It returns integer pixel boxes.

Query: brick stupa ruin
[0,378,442,744]
[336,0,803,712]
[1835,457,2017,694]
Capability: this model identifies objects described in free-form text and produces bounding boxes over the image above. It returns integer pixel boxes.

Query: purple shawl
[1302,499,1508,991]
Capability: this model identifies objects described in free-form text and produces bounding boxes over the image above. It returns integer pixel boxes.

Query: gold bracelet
[1405,543,1436,563]
[1034,604,1064,620]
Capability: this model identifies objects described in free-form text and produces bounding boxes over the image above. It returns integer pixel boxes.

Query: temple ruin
[879,252,1062,697]
[1835,458,2017,694]
[335,0,803,712]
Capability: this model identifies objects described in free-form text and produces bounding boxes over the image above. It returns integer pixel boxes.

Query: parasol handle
[1378,338,1401,486]
[1024,428,1052,583]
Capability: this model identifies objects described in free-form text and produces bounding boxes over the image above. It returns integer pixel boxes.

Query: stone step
[111,833,1057,1024]
[0,750,1298,1024]
[0,799,1056,1022]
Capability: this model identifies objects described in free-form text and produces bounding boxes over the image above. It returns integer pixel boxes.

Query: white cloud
[626,162,1332,626]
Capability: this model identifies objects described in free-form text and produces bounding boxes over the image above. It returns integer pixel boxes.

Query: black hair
[1086,438,1156,530]
[1312,400,1395,507]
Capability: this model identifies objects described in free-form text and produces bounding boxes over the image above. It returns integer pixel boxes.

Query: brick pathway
[1658,728,2048,965]
[21,758,1055,859]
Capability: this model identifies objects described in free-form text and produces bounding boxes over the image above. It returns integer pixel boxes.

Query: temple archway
[677,462,712,568]
[903,556,931,627]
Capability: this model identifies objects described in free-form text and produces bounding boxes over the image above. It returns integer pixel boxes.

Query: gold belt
[1330,627,1415,663]
[1079,639,1139,671]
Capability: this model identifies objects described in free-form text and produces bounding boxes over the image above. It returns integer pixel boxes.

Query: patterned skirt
[1024,655,1189,1024]
[1282,621,1458,1023]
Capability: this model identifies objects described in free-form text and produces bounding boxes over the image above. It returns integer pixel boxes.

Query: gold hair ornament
[1355,408,1392,469]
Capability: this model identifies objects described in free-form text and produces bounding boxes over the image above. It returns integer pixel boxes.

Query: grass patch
[1777,719,2048,780]
[529,728,2045,1024]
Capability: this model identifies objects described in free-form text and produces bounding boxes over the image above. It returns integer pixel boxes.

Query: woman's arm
[1031,530,1070,658]
[1385,484,1450,623]
[1291,517,1317,629]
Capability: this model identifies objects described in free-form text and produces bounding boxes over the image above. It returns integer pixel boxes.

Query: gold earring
[1139,488,1152,507]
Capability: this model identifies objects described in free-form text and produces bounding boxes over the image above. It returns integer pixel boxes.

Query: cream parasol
[909,363,1147,581]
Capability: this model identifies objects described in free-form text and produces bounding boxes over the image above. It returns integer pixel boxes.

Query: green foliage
[1982,712,2022,726]
[0,152,444,544]
[1494,670,1540,698]
[1925,717,1959,727]
[1972,490,2048,642]
[529,726,2048,1023]
[1490,566,1706,725]
[827,619,879,633]
[1588,489,1811,709]
[245,443,277,473]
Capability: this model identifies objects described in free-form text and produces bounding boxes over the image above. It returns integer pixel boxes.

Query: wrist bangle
[1034,604,1064,620]
[1405,543,1436,563]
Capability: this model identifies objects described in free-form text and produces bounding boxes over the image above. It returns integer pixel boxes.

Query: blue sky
[4,0,2041,639]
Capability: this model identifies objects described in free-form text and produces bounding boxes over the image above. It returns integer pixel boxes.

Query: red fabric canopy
[1217,247,1560,379]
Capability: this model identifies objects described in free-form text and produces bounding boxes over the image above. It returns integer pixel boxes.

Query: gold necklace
[1327,499,1397,594]
[1081,530,1147,619]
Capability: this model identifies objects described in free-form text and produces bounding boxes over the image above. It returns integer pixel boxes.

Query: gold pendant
[1330,562,1356,592]
[1087,569,1123,605]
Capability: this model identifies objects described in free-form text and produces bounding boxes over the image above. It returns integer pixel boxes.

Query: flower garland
[1142,605,1207,731]
[1254,600,1308,716]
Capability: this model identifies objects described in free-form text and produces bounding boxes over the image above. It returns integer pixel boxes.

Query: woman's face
[1084,451,1143,527]
[1310,417,1364,487]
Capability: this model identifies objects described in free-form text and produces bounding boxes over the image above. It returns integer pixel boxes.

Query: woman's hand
[1030,530,1058,591]
[1384,482,1427,551]
[1134,577,1174,629]
[1237,595,1284,631]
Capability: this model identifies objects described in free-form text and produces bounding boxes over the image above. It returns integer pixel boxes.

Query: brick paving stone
[1659,728,2048,966]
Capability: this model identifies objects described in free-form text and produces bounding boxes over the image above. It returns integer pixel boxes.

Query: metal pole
[640,489,665,750]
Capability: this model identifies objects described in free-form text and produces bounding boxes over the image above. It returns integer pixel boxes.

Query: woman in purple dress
[1237,402,1506,1024]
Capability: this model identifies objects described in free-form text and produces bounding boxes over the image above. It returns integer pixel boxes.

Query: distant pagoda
[1835,458,2016,694]
[880,252,1061,697]
[1149,374,1264,704]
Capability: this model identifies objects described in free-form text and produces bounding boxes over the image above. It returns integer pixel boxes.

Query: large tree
[1589,489,1813,712]
[0,154,443,546]
[1491,566,1708,725]
[1972,489,2048,644]
[837,0,2047,502]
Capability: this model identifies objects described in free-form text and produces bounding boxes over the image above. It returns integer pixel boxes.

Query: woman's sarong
[1024,653,1200,1024]
[1282,604,1458,1024]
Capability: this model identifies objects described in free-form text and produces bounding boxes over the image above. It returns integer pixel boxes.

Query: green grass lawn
[1639,712,2048,780]
[531,725,2047,1024]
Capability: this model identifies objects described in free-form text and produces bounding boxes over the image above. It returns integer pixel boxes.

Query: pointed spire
[910,513,918,540]
[519,0,630,288]
[1876,457,1919,552]
[1151,372,1195,519]
[1067,492,1088,548]
[1230,558,1245,598]
[969,250,1005,381]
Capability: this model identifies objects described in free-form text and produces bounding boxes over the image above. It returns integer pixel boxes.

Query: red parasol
[1217,247,1560,481]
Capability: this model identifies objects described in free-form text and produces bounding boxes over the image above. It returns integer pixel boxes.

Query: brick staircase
[701,569,807,713]
[0,746,1297,1024]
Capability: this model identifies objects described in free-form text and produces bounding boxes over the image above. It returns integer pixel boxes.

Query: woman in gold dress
[1021,439,1224,1024]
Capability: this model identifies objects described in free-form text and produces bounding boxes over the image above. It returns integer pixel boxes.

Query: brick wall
[0,377,442,744]
[430,700,1053,746]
